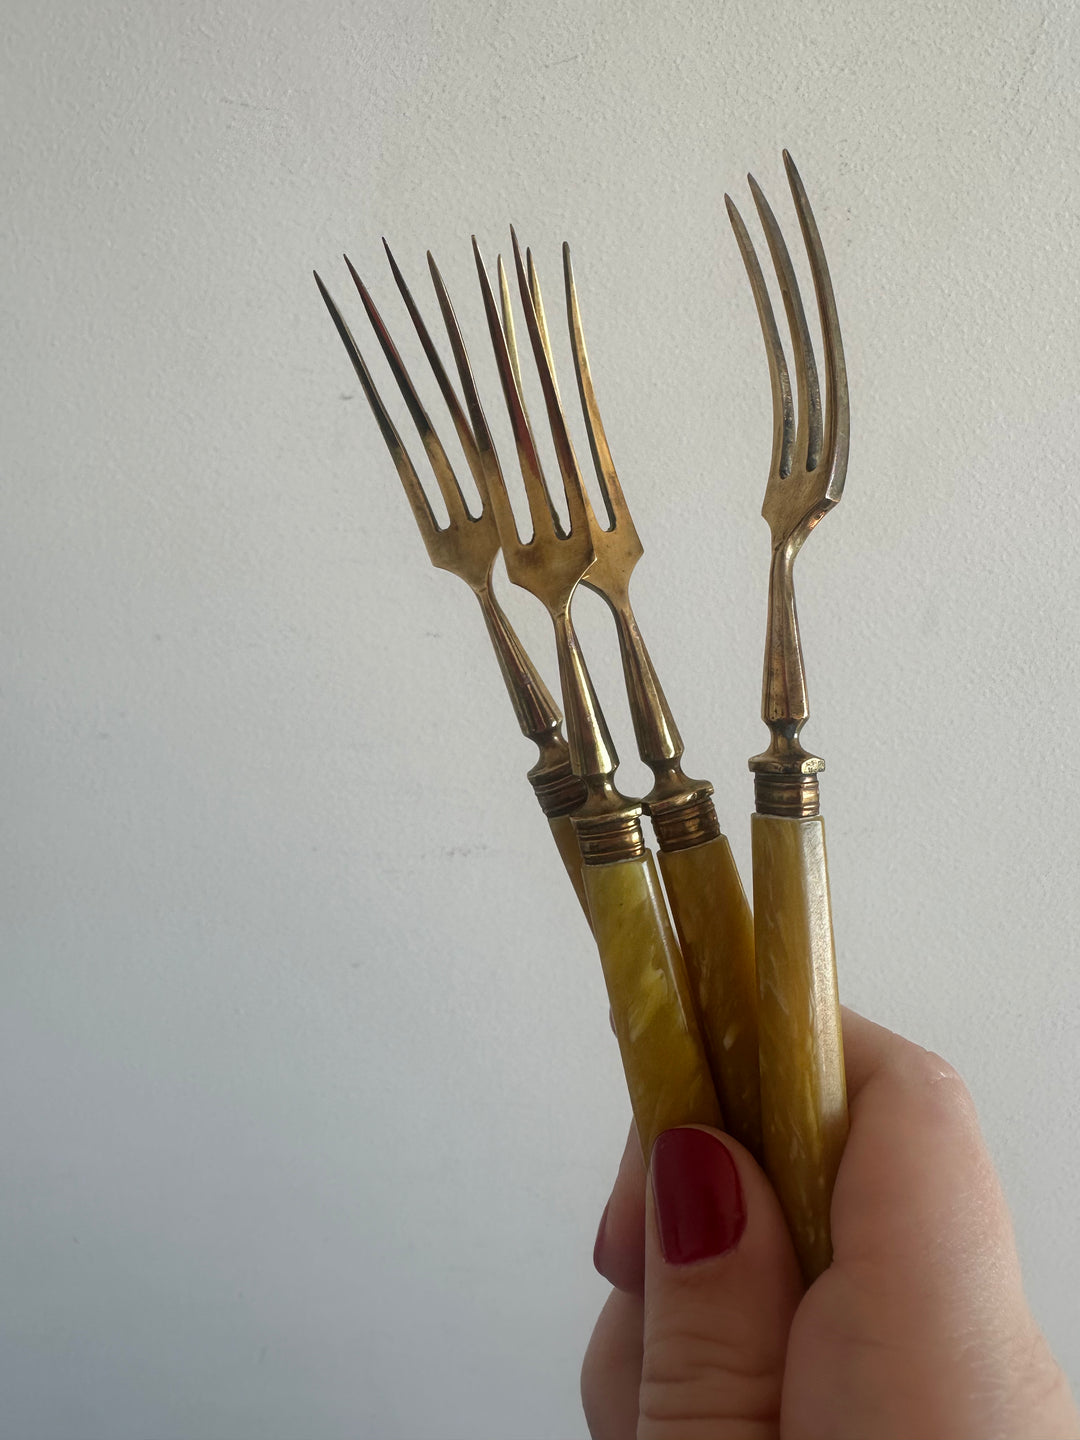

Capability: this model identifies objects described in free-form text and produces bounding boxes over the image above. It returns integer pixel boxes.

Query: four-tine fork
[313,256,591,918]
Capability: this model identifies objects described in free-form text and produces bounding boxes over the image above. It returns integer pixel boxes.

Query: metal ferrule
[602,597,721,851]
[649,789,723,851]
[528,751,589,817]
[574,807,647,864]
[549,604,646,865]
[753,772,820,819]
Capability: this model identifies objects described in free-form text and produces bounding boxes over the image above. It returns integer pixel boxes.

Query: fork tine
[510,230,593,541]
[381,241,487,514]
[472,236,561,545]
[725,195,796,482]
[314,269,441,544]
[344,255,470,528]
[747,174,823,475]
[783,152,849,498]
[563,243,634,533]
[497,255,527,407]
[525,248,564,406]
[425,250,506,516]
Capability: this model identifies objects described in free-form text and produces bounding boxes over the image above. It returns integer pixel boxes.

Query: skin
[582,1010,1080,1440]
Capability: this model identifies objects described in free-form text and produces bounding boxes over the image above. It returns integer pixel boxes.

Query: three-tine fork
[472,232,725,1157]
[503,234,762,1158]
[727,152,850,1281]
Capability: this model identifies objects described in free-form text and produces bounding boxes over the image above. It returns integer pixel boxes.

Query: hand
[582,1010,1079,1439]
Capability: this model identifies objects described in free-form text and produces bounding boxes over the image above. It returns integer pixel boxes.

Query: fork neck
[551,603,646,864]
[750,538,824,820]
[473,583,587,818]
[600,596,719,849]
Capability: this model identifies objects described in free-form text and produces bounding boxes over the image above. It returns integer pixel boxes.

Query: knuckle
[638,1313,780,1438]
[1012,1326,1075,1416]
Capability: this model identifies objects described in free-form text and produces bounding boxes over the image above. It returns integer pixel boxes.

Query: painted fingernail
[592,1200,610,1274]
[651,1128,746,1265]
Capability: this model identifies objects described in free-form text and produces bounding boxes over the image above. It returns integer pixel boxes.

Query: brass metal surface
[313,263,589,842]
[464,233,724,1144]
[505,241,723,850]
[480,230,760,1152]
[726,152,850,817]
[470,231,644,863]
[492,232,763,1150]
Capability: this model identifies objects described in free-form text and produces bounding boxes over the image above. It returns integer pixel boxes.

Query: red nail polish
[651,1128,746,1265]
[593,1200,610,1274]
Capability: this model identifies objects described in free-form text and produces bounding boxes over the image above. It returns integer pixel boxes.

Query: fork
[313,258,591,921]
[471,232,724,1157]
[726,152,851,1281]
[506,234,763,1159]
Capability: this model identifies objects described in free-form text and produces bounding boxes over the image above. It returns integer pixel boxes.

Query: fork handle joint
[553,605,619,784]
[753,542,824,805]
[477,585,563,746]
[609,598,684,768]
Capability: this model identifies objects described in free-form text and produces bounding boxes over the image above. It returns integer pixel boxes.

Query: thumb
[639,1126,803,1440]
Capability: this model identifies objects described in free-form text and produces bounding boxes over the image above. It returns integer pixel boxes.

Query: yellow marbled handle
[658,836,763,1160]
[752,813,848,1282]
[584,850,724,1159]
[546,813,592,928]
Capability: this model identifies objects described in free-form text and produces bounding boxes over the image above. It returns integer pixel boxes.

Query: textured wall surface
[4,1,1080,1436]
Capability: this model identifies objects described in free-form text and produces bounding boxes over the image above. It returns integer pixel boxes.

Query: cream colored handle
[585,850,724,1159]
[546,813,592,929]
[658,836,762,1161]
[752,812,848,1282]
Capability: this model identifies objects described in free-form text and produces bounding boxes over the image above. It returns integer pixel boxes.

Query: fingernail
[592,1200,610,1274]
[651,1128,746,1265]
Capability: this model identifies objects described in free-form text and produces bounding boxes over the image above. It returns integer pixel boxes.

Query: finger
[838,1005,910,1098]
[581,1288,644,1440]
[785,1021,1077,1438]
[639,1127,802,1440]
[594,1121,647,1293]
[593,1012,946,1295]
[836,1026,1014,1275]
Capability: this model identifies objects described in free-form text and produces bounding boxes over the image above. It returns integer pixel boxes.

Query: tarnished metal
[469,231,645,864]
[485,229,761,1155]
[753,772,820,819]
[726,152,850,817]
[489,233,728,852]
[313,258,586,822]
[500,236,726,853]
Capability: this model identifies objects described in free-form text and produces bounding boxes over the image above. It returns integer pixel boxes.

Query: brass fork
[313,255,590,919]
[505,236,762,1158]
[469,231,723,1158]
[726,152,850,1281]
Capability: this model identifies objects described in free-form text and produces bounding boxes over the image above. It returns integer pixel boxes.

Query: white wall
[4,1,1080,1435]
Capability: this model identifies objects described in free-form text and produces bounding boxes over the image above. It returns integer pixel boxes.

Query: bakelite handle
[658,836,763,1161]
[546,813,592,929]
[584,850,724,1159]
[752,813,848,1282]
